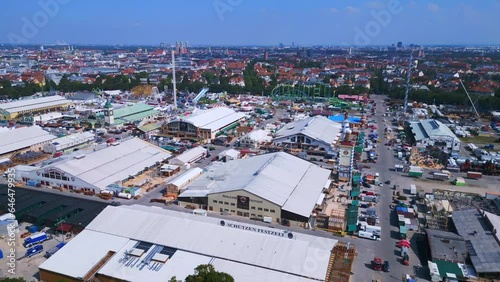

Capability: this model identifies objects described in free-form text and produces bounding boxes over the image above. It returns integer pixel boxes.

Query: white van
[192,209,207,216]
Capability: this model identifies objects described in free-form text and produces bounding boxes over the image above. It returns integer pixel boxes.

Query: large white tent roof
[0,126,56,155]
[181,152,331,217]
[274,116,342,147]
[43,138,171,190]
[40,205,337,281]
[0,95,70,114]
[182,107,244,130]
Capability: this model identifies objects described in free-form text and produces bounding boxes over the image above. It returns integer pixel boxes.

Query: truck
[410,184,417,195]
[44,242,66,258]
[372,257,383,271]
[23,232,50,248]
[358,230,380,241]
[360,224,381,236]
[432,172,449,180]
[117,192,132,199]
[467,171,482,179]
[26,245,44,258]
[466,143,478,151]
[408,166,423,178]
[484,144,494,150]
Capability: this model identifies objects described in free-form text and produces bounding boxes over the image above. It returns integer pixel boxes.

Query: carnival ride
[270,82,361,109]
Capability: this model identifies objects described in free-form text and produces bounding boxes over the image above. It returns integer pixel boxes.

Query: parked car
[383,261,390,272]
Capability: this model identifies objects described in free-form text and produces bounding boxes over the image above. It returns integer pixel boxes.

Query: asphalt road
[350,95,430,281]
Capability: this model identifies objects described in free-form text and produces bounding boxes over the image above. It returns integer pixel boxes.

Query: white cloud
[330,8,338,13]
[133,22,142,27]
[427,3,440,12]
[345,6,361,13]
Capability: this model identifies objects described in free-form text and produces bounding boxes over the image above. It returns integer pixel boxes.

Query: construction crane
[402,52,414,116]
[459,79,480,119]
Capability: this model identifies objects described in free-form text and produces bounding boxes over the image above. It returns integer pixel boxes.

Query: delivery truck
[26,245,44,258]
[408,166,424,178]
[358,230,381,241]
[433,172,449,180]
[44,242,66,258]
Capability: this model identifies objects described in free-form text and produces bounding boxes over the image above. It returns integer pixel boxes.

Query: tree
[184,264,234,282]
[0,278,28,282]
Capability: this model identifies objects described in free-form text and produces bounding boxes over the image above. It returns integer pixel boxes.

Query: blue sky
[2,0,500,46]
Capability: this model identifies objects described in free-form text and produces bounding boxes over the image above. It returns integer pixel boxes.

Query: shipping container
[410,185,417,195]
[117,192,131,199]
[433,173,449,180]
[408,166,423,178]
[467,171,482,179]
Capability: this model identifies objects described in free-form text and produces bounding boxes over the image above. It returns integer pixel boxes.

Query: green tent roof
[114,103,157,119]
[434,260,465,279]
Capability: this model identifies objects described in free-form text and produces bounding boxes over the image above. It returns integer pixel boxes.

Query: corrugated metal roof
[38,138,171,190]
[425,229,467,263]
[0,126,56,155]
[0,96,71,114]
[39,229,130,279]
[113,103,157,119]
[49,132,94,149]
[453,209,500,273]
[182,107,245,131]
[409,119,459,142]
[274,116,342,148]
[96,206,335,280]
[171,147,207,165]
[183,152,331,217]
[167,167,204,188]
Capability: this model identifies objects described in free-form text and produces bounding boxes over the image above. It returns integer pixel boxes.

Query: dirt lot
[0,222,74,281]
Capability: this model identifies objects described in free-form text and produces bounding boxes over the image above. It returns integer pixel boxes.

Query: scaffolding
[326,242,356,282]
[425,189,500,230]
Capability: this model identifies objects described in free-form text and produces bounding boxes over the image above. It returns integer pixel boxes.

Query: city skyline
[2,0,500,46]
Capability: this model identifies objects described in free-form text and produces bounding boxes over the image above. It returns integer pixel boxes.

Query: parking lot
[0,221,73,281]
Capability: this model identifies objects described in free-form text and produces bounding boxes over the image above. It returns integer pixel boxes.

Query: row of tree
[388,86,500,111]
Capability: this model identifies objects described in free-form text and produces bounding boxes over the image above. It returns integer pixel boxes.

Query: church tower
[103,99,114,125]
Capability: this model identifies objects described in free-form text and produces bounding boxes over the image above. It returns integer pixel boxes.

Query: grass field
[459,136,497,144]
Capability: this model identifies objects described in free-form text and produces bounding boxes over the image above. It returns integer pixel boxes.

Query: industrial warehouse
[12,137,172,193]
[178,152,332,225]
[162,107,245,140]
[0,95,73,120]
[39,205,339,282]
[408,119,461,155]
